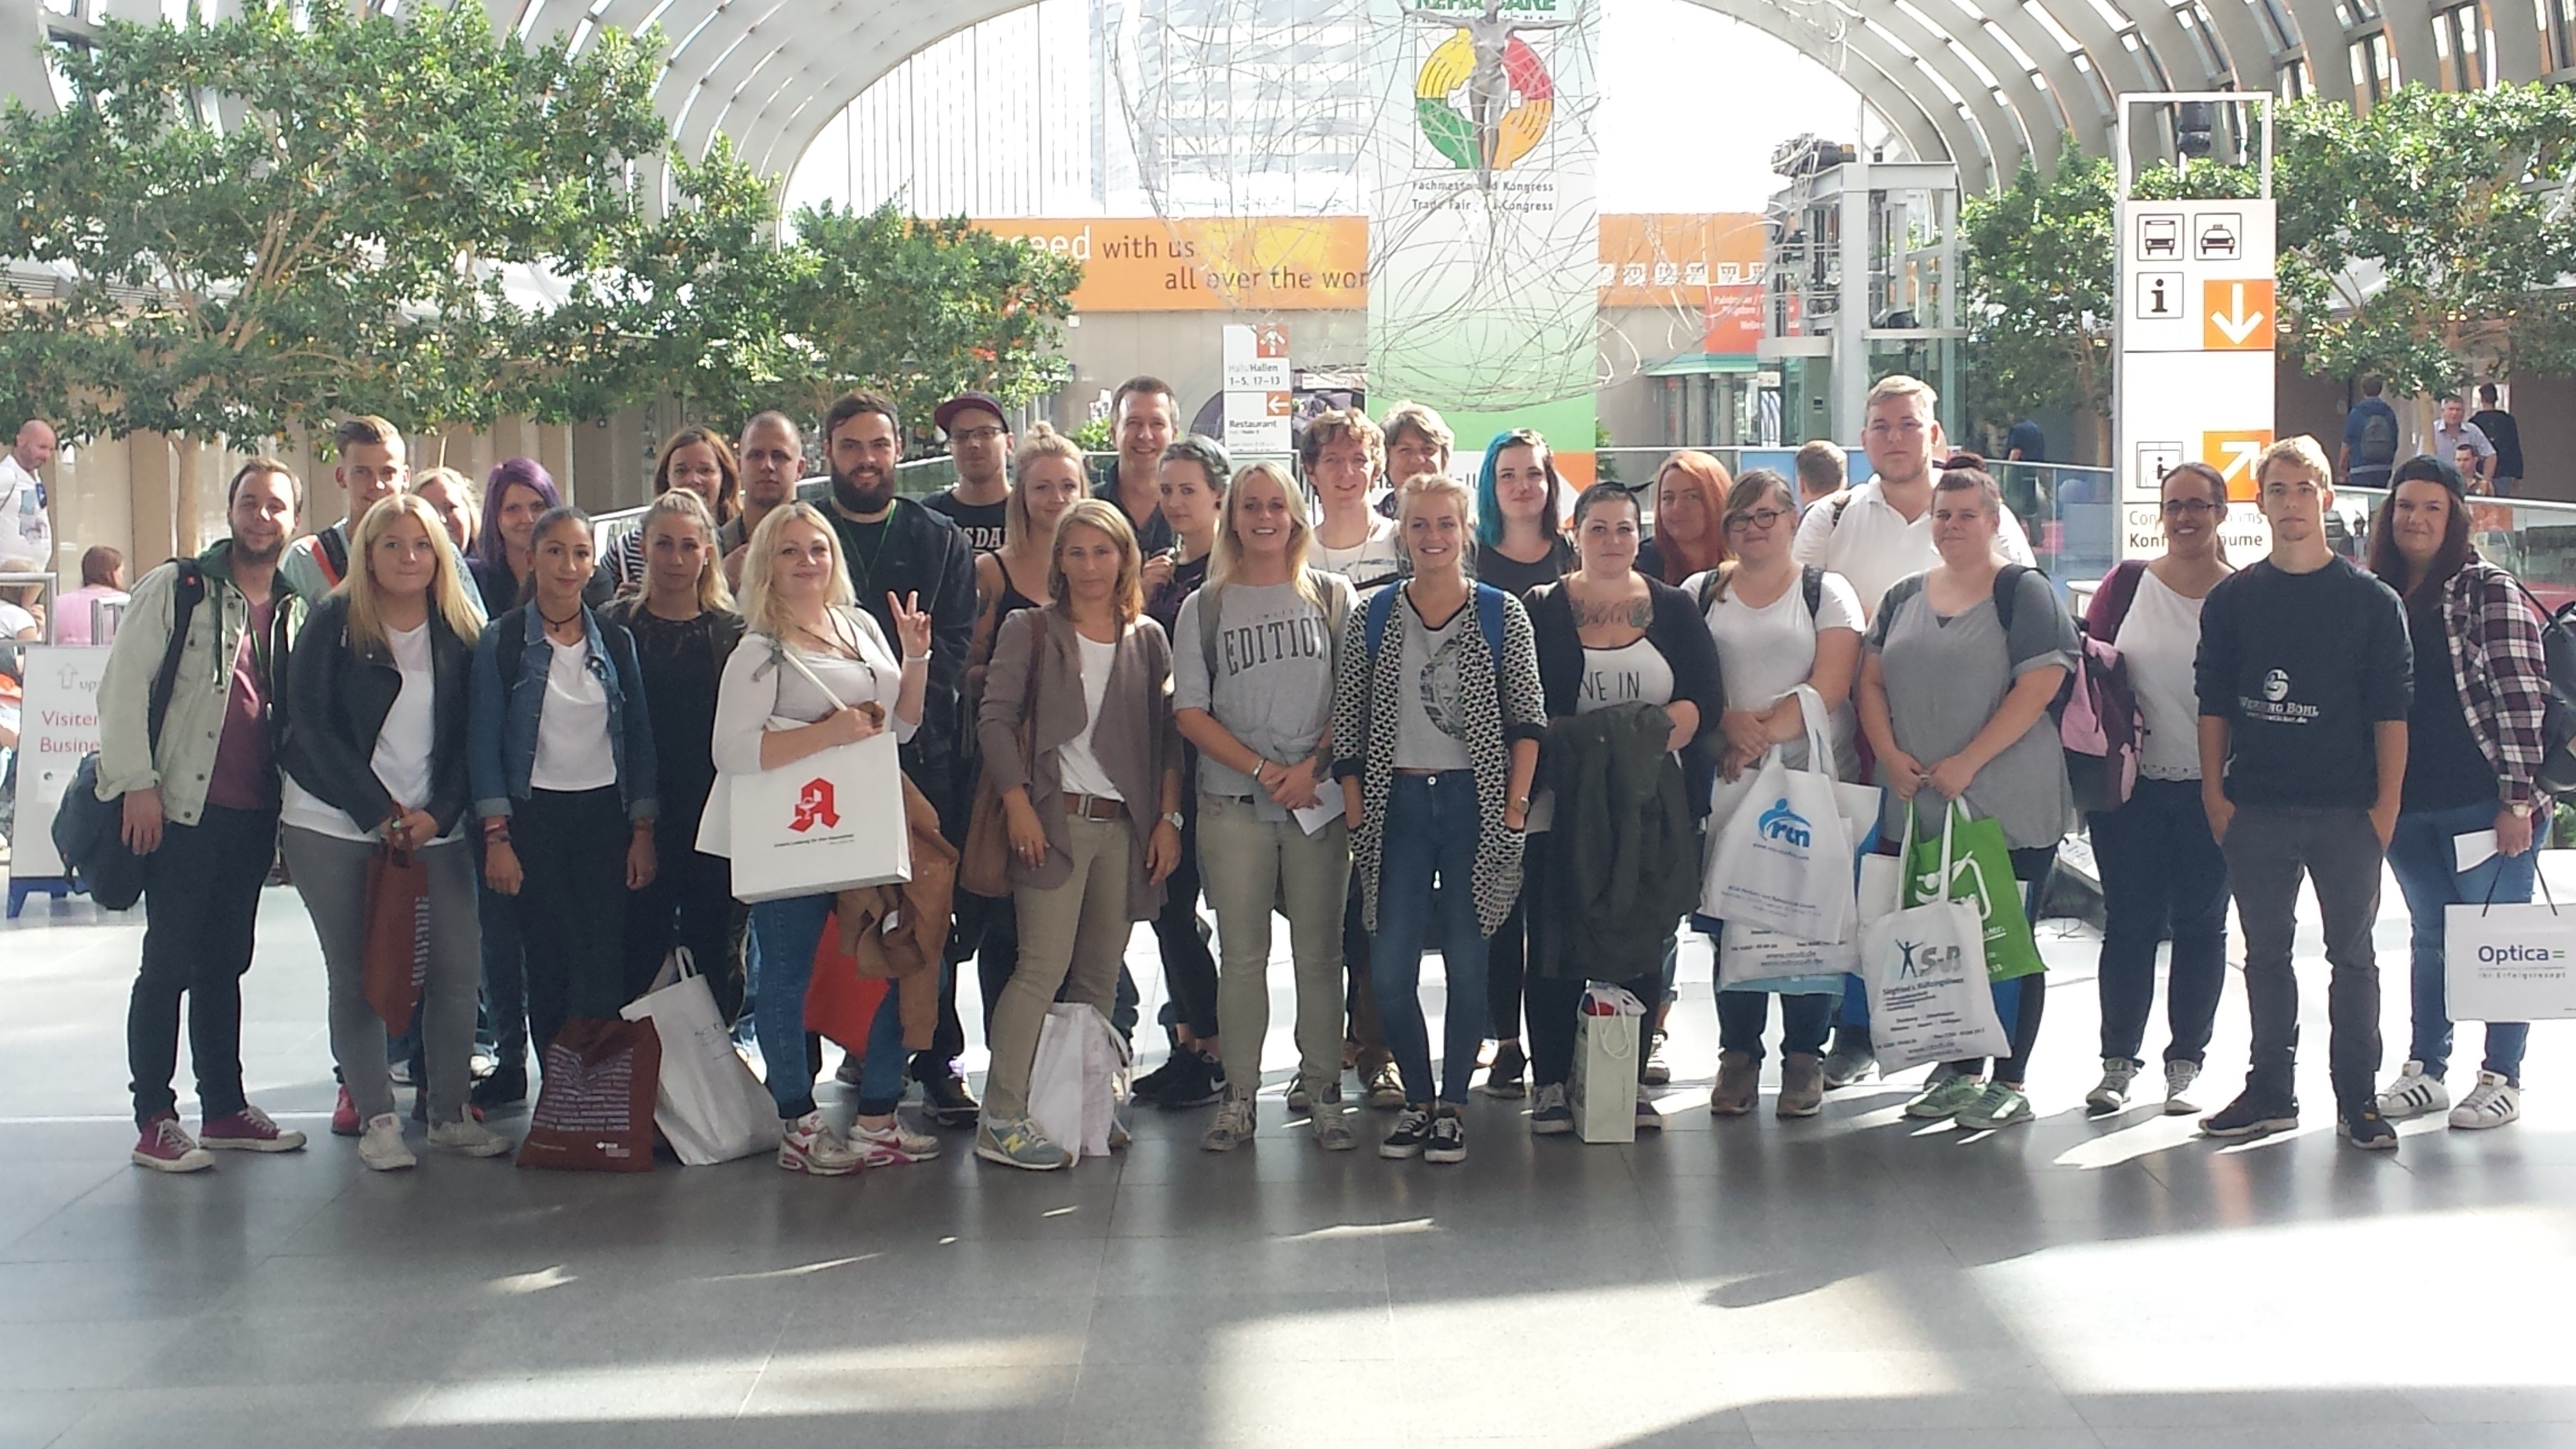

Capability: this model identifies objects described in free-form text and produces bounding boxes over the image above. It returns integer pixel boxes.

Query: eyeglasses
[2159,498,2221,516]
[950,427,1007,445]
[1724,507,1792,532]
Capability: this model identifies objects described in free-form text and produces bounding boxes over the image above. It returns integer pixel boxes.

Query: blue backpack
[1361,582,1508,664]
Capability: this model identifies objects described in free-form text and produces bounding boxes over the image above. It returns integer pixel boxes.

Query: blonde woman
[281,494,510,1169]
[712,503,934,1174]
[1175,462,1359,1151]
[975,499,1185,1170]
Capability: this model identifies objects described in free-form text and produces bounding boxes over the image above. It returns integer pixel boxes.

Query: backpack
[1697,564,1824,620]
[1362,581,1508,666]
[52,562,205,907]
[2508,579,2576,796]
[315,525,350,588]
[2356,403,2399,469]
[1996,563,2143,812]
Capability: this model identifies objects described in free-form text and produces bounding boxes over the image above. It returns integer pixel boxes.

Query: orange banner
[973,217,1369,312]
[1598,213,1769,308]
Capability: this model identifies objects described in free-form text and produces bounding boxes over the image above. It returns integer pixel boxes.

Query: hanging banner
[1365,0,1600,456]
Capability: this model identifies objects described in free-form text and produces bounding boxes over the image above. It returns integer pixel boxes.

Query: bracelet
[482,820,510,843]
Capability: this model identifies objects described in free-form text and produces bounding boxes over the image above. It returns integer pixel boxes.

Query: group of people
[92,368,2547,1181]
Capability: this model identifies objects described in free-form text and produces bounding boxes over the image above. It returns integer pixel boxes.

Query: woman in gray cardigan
[975,499,1185,1171]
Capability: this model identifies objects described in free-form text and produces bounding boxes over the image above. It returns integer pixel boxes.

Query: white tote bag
[1701,686,1871,942]
[1028,1003,1123,1161]
[1861,809,2010,1073]
[1569,985,1645,1143]
[2446,874,2576,1021]
[710,650,910,903]
[618,949,779,1166]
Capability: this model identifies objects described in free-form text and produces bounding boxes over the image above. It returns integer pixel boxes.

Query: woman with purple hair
[469,457,610,620]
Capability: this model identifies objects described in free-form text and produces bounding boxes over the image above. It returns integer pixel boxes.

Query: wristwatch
[1163,811,1186,832]
[2509,801,2535,819]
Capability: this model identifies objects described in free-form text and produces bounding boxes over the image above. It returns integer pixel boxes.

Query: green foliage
[1069,416,1115,454]
[1960,144,2117,460]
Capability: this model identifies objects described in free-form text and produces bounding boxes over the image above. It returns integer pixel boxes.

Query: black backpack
[1697,564,1825,619]
[2356,405,2399,469]
[52,562,204,907]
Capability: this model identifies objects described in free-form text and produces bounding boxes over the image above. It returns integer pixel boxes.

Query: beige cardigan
[976,607,1181,921]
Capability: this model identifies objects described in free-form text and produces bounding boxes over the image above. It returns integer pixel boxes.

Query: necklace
[539,601,583,633]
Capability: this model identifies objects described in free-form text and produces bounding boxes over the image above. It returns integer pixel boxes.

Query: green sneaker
[1903,1066,1987,1120]
[1954,1081,2034,1130]
[974,1112,1071,1171]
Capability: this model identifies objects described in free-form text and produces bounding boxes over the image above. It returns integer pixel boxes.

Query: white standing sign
[9,645,109,881]
[1221,323,1294,454]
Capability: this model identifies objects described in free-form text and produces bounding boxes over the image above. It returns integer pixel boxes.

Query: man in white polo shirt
[1792,374,2034,620]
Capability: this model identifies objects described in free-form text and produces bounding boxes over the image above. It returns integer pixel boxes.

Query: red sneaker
[132,1114,214,1173]
[200,1105,307,1153]
[331,1086,360,1138]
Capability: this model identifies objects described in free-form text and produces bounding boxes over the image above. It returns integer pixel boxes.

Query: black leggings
[1945,846,2057,1085]
[1148,789,1220,1040]
[512,786,635,1055]
[623,809,744,1023]
[1486,895,1528,1048]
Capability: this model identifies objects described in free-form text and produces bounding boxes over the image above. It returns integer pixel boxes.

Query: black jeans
[2222,803,2386,1110]
[1717,989,1833,1060]
[623,808,745,1024]
[127,803,277,1126]
[1148,790,1220,1041]
[2090,778,2230,1066]
[1946,846,2058,1084]
[1486,895,1528,1048]
[512,786,634,1055]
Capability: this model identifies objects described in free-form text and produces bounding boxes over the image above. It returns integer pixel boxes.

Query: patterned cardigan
[1330,582,1548,937]
[2436,559,2554,810]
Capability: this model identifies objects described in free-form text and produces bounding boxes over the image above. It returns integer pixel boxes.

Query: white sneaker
[2447,1071,2521,1130]
[358,1114,416,1172]
[427,1118,513,1158]
[2085,1058,2137,1115]
[779,1110,864,1175]
[2162,1060,2202,1116]
[2375,1060,2451,1120]
[849,1116,940,1167]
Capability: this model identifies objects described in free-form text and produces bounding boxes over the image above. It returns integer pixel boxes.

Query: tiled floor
[2,868,2572,1448]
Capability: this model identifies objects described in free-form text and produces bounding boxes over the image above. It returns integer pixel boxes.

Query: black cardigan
[281,593,476,837]
[1525,575,1726,814]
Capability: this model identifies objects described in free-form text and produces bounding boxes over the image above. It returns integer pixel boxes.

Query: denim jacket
[469,603,658,822]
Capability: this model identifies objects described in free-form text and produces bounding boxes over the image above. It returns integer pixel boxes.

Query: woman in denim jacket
[469,506,659,1055]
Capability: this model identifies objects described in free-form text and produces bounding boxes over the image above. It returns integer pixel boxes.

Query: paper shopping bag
[2446,896,2576,1022]
[724,726,910,904]
[1569,985,1644,1143]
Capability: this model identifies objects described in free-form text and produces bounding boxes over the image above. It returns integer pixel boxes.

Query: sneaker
[917,1071,980,1130]
[1821,1040,1878,1090]
[1529,1082,1574,1136]
[1424,1107,1467,1164]
[1156,1051,1225,1111]
[850,1117,942,1167]
[198,1106,307,1153]
[1776,1053,1825,1119]
[357,1114,416,1171]
[2375,1060,2451,1120]
[2338,1107,2399,1151]
[1311,1101,1358,1152]
[131,1114,214,1174]
[331,1085,361,1138]
[1709,1050,1759,1116]
[1642,1031,1673,1086]
[2086,1058,2139,1116]
[2199,1089,2300,1140]
[1364,1061,1407,1111]
[469,1047,498,1081]
[778,1110,864,1176]
[2162,1060,2203,1116]
[2449,1071,2521,1129]
[426,1118,513,1158]
[412,1089,489,1126]
[1201,1093,1258,1153]
[975,1113,1071,1171]
[1955,1081,2035,1129]
[1380,1105,1435,1159]
[388,1058,414,1088]
[1634,1090,1664,1132]
[832,1053,864,1088]
[1287,1076,1343,1116]
[1481,1040,1528,1099]
[1128,1054,1188,1106]
[1903,1065,1986,1120]
[469,1065,528,1112]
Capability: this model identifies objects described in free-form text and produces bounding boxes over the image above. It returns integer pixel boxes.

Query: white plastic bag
[1861,809,2010,1072]
[1569,984,1645,1143]
[618,949,779,1166]
[1700,687,1867,942]
[1027,1003,1125,1161]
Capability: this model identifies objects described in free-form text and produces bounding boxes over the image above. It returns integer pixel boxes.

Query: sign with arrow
[2115,193,2275,564]
[2202,429,2273,500]
[2202,279,2275,350]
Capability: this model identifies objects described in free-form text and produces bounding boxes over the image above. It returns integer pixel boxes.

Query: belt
[1063,791,1127,821]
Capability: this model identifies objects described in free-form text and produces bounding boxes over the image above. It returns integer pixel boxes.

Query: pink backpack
[2063,561,2146,815]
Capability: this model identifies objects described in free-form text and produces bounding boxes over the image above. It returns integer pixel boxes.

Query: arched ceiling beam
[1848,0,2032,177]
[1692,0,1964,167]
[2281,0,2359,101]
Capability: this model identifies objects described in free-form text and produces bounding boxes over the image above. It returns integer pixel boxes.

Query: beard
[831,466,895,516]
[232,534,286,566]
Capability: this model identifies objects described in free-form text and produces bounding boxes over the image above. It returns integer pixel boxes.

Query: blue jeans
[748,894,909,1120]
[2387,800,2534,1084]
[1368,772,1491,1105]
[2089,778,2230,1066]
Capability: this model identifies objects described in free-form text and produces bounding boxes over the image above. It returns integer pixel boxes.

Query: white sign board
[1221,323,1294,454]
[9,645,109,881]
[2114,196,2277,565]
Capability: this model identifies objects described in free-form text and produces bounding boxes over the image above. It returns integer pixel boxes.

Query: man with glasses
[924,393,1013,554]
[1792,375,2034,622]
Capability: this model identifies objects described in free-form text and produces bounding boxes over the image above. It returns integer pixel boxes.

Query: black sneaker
[1156,1051,1224,1111]
[468,1065,528,1113]
[2198,1089,2299,1140]
[2338,1107,2399,1151]
[1129,1055,1188,1106]
[1380,1105,1434,1159]
[918,1071,980,1130]
[1424,1107,1466,1164]
[1481,1041,1527,1099]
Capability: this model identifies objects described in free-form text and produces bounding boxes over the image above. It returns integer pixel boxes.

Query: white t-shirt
[2116,568,2210,781]
[532,635,618,791]
[1576,636,1676,713]
[0,600,33,639]
[1790,477,2036,622]
[282,622,441,841]
[1056,632,1124,801]
[0,454,49,564]
[1312,512,1404,590]
[1692,566,1865,778]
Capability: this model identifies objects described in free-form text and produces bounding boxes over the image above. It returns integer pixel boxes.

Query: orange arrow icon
[2202,279,2275,349]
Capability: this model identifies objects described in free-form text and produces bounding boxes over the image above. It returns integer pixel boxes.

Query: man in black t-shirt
[2194,435,2413,1150]
[924,391,1011,554]
[2470,383,2524,496]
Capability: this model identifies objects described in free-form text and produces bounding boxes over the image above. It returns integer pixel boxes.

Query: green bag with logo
[1901,802,2046,982]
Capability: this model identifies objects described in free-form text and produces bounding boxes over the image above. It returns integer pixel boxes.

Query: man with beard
[99,459,313,1171]
[924,392,1012,554]
[721,411,809,590]
[819,389,983,1126]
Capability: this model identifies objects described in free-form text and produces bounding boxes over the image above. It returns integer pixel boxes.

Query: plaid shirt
[2438,559,2553,808]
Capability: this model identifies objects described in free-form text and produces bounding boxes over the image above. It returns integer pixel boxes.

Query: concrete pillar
[127,434,178,573]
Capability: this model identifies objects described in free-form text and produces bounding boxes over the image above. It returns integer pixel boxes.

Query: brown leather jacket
[832,774,959,1051]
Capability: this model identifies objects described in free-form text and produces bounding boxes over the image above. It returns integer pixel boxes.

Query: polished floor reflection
[2,873,2572,1449]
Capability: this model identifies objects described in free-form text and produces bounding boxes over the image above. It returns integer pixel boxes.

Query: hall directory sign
[2112,94,2278,565]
